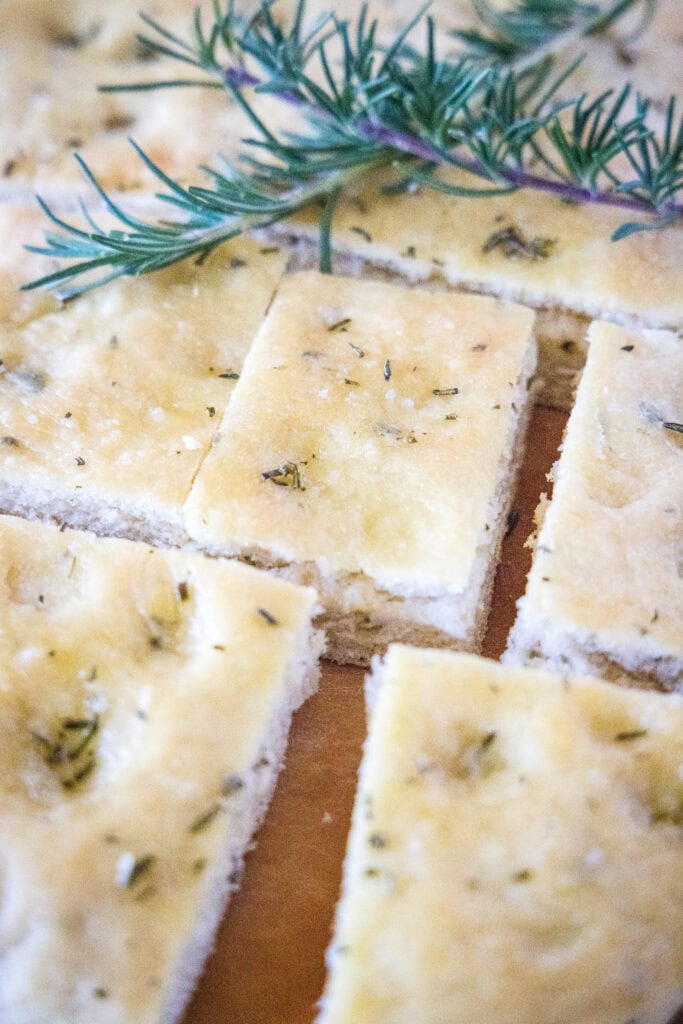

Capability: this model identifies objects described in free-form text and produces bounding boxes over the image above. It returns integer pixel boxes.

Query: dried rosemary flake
[621,344,635,352]
[350,225,372,242]
[127,854,156,887]
[614,729,648,742]
[483,226,556,261]
[218,369,240,380]
[75,456,86,466]
[368,832,388,849]
[0,436,20,446]
[189,803,221,834]
[327,317,351,333]
[348,342,365,358]
[384,359,392,382]
[511,869,533,883]
[344,378,360,386]
[432,387,459,396]
[222,773,245,796]
[177,581,190,602]
[479,731,497,753]
[260,461,303,489]
[257,607,279,626]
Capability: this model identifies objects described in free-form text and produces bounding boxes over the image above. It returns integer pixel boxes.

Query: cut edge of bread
[266,226,681,328]
[504,610,683,695]
[160,616,325,1024]
[0,479,189,549]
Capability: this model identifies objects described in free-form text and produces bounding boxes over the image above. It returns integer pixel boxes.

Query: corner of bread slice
[0,207,286,548]
[185,271,537,665]
[505,320,683,693]
[318,647,683,1024]
[0,514,321,1024]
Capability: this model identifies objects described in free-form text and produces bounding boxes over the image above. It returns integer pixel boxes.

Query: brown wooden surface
[183,406,683,1024]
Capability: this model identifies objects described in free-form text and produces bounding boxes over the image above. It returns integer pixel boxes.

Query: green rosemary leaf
[319,187,341,273]
[22,0,680,296]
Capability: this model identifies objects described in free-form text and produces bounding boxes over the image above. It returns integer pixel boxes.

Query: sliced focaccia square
[0,513,322,1024]
[319,646,683,1024]
[505,321,683,692]
[0,206,286,546]
[185,271,536,664]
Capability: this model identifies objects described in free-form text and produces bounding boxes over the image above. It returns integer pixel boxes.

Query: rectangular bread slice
[505,321,683,692]
[185,271,537,665]
[0,513,323,1024]
[319,646,683,1024]
[0,205,287,546]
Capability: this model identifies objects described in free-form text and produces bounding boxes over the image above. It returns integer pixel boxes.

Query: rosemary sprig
[24,0,681,296]
[450,0,656,67]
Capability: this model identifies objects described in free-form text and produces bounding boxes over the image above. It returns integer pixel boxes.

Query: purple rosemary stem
[357,121,683,218]
[219,66,682,221]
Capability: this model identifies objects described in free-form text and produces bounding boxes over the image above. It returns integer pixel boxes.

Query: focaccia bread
[274,172,682,409]
[0,513,323,1024]
[505,321,683,692]
[262,0,682,410]
[0,0,292,202]
[185,270,536,664]
[319,646,683,1024]
[0,205,287,546]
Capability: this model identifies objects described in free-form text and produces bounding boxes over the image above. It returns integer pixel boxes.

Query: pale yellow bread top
[185,271,536,594]
[557,0,682,126]
[320,646,683,1024]
[0,205,64,328]
[0,513,318,1023]
[518,321,683,666]
[0,207,286,517]
[285,169,683,327]
[0,0,293,196]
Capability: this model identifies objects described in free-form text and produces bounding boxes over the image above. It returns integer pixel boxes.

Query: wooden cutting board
[182,405,683,1024]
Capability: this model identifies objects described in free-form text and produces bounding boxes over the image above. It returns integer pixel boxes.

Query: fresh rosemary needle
[23,0,681,297]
